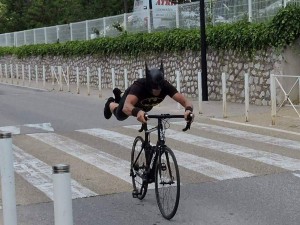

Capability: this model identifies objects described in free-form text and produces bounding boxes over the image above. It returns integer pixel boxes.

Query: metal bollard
[0,132,17,225]
[52,164,73,225]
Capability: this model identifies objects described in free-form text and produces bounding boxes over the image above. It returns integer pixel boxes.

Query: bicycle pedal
[132,190,138,198]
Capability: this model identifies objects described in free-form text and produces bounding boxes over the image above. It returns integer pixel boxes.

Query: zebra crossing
[1,121,300,207]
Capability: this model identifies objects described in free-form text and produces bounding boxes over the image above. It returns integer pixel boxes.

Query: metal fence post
[147,8,151,33]
[248,0,252,22]
[176,4,180,28]
[0,132,17,225]
[70,23,73,41]
[52,164,73,225]
[103,18,106,37]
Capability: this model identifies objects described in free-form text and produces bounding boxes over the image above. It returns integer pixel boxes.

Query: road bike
[130,113,192,220]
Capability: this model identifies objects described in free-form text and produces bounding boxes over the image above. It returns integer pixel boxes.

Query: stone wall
[0,48,286,105]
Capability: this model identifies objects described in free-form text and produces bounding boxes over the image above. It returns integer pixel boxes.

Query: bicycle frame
[131,113,192,219]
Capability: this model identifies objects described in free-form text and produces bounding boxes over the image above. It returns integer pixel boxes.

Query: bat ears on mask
[145,61,164,73]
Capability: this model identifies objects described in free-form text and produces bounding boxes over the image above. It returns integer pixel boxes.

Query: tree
[0,0,135,33]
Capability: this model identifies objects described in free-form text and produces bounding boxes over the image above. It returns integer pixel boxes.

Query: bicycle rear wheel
[155,147,180,220]
[131,136,148,200]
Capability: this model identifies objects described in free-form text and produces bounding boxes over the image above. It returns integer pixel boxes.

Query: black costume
[113,78,178,121]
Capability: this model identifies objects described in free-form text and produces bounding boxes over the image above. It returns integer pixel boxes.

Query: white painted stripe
[23,123,54,132]
[28,133,134,185]
[0,126,20,134]
[143,127,300,171]
[292,173,300,178]
[172,121,300,151]
[13,145,96,200]
[210,118,300,136]
[78,128,253,180]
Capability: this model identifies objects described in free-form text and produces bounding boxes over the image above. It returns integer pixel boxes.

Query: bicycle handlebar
[138,113,193,132]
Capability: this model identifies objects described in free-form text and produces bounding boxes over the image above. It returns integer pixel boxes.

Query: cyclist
[104,62,194,124]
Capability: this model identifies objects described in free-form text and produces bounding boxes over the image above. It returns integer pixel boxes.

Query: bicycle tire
[131,136,148,200]
[155,146,180,220]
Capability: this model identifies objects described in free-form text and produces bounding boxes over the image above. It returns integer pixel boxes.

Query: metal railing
[0,0,299,47]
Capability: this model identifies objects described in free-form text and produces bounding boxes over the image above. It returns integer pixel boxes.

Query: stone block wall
[0,48,284,106]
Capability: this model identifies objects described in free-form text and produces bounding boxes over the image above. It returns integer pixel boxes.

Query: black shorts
[113,92,129,121]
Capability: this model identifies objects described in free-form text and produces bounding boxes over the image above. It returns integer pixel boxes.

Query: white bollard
[10,64,13,84]
[98,67,102,97]
[139,69,143,79]
[16,64,19,85]
[270,74,276,125]
[5,64,8,83]
[35,65,38,85]
[87,67,90,96]
[244,73,249,122]
[58,66,62,91]
[124,68,128,90]
[222,72,227,118]
[76,67,80,94]
[0,132,17,225]
[42,65,46,87]
[198,71,202,114]
[22,64,25,86]
[0,64,3,82]
[176,70,181,110]
[28,65,31,87]
[53,164,73,225]
[112,68,115,90]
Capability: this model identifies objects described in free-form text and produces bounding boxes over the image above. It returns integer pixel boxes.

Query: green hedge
[1,4,300,58]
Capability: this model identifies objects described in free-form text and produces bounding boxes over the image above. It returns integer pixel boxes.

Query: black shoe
[104,97,115,119]
[113,88,122,104]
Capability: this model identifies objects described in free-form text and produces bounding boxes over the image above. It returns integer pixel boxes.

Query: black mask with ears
[145,61,165,92]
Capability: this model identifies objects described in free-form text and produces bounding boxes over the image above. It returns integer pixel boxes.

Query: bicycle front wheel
[155,147,180,220]
[131,136,148,200]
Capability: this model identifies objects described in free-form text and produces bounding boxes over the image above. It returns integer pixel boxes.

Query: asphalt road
[1,83,300,225]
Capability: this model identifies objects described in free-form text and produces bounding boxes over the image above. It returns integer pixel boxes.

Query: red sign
[156,0,176,6]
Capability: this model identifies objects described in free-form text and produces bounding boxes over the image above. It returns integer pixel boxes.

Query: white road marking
[172,121,300,151]
[13,145,96,200]
[23,123,54,132]
[78,128,253,180]
[292,173,300,178]
[0,122,54,134]
[159,128,300,171]
[28,133,134,185]
[0,126,20,134]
